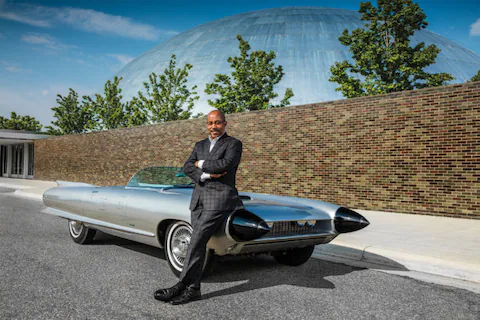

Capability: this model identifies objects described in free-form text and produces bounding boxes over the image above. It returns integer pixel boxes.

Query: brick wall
[34,82,480,219]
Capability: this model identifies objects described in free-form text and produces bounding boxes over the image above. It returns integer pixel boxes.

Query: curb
[313,242,480,284]
[0,182,55,201]
[14,189,44,201]
[0,183,34,190]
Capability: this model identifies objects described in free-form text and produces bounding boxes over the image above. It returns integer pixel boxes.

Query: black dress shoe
[170,287,201,305]
[154,282,186,302]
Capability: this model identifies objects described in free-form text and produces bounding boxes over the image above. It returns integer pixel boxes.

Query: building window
[28,144,34,176]
[11,145,17,175]
[10,144,24,177]
[1,145,7,176]
[19,145,23,175]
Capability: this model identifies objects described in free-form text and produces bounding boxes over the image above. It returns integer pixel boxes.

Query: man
[154,109,244,305]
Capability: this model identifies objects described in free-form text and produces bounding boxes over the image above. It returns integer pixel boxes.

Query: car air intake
[334,207,370,233]
[228,209,270,241]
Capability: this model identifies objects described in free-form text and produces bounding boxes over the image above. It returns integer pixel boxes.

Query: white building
[0,130,49,179]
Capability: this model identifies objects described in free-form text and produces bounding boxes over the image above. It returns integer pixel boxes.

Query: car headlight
[296,220,316,227]
[306,220,316,227]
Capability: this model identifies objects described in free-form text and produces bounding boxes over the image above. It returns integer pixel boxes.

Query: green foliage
[0,112,42,132]
[205,34,294,113]
[134,54,198,122]
[191,112,205,119]
[45,55,198,135]
[471,70,480,82]
[45,89,94,135]
[329,0,454,98]
[83,76,149,130]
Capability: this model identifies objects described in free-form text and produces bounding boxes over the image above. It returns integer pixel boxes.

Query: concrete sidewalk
[1,177,479,285]
[313,210,480,284]
[0,177,56,200]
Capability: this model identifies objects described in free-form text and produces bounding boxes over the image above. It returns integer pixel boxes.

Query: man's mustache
[210,129,220,132]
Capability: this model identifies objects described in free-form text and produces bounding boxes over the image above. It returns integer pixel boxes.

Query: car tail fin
[56,181,96,187]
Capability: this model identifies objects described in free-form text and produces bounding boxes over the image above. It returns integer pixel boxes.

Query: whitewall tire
[164,221,214,278]
[68,220,96,244]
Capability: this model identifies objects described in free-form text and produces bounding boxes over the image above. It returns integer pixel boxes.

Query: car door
[83,187,127,227]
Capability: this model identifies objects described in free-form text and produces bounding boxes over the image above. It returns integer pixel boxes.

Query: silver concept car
[42,166,369,276]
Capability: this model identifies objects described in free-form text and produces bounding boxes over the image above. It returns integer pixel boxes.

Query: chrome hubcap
[171,226,192,267]
[69,220,83,237]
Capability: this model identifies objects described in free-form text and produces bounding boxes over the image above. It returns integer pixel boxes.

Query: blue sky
[1,0,479,128]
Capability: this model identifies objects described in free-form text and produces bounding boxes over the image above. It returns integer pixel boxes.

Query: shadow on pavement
[92,231,372,299]
[92,231,166,259]
[315,244,409,271]
[201,255,362,299]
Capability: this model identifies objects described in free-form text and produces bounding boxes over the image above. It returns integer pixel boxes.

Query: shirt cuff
[200,172,211,182]
[198,160,205,169]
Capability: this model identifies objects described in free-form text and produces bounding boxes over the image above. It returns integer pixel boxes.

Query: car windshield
[126,167,194,189]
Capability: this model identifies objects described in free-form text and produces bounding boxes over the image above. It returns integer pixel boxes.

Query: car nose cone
[228,209,270,241]
[256,220,270,233]
[334,207,370,233]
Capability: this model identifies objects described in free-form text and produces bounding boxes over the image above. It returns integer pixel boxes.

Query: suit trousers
[179,203,230,289]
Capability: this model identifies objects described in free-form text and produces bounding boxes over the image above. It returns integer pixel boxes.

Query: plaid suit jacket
[183,133,244,211]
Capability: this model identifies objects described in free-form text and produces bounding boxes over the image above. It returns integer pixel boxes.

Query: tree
[471,70,480,82]
[84,76,149,130]
[205,34,294,113]
[0,112,42,132]
[45,88,94,135]
[135,54,198,123]
[329,0,454,98]
[192,112,205,119]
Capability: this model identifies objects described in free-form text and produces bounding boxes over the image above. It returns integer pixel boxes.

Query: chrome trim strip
[41,207,155,237]
[252,232,337,242]
[225,212,236,242]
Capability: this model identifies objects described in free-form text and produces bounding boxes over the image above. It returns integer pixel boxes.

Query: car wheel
[68,220,96,244]
[164,221,215,278]
[273,245,315,266]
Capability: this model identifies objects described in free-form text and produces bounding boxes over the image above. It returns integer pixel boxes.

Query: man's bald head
[207,110,226,122]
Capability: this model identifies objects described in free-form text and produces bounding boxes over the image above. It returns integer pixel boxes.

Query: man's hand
[210,172,227,179]
[195,161,199,167]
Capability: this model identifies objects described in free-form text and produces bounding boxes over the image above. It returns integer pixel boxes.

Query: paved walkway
[1,177,479,285]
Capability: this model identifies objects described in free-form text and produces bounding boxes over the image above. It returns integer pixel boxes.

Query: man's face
[206,112,226,140]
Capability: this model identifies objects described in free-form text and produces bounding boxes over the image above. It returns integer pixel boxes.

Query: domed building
[116,7,480,113]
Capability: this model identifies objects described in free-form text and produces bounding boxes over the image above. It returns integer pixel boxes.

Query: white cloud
[0,60,31,73]
[21,32,76,52]
[0,11,50,27]
[21,32,55,45]
[42,90,49,96]
[6,66,23,72]
[107,54,135,65]
[56,8,176,41]
[65,57,86,64]
[470,18,480,36]
[0,3,177,41]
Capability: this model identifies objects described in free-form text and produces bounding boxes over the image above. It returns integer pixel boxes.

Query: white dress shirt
[198,132,225,181]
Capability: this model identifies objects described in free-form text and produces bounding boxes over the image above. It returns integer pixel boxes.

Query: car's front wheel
[273,245,315,266]
[68,220,96,244]
[164,221,215,278]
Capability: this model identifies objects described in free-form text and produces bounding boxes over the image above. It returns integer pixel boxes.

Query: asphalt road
[1,188,479,320]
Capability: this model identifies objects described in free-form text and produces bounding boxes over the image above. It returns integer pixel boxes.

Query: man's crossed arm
[183,140,242,183]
